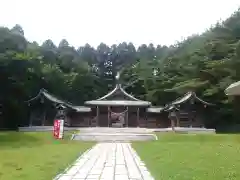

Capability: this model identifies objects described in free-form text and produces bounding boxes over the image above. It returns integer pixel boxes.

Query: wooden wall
[65,107,206,128]
[176,111,205,127]
[65,107,173,128]
[66,112,91,127]
[147,113,170,128]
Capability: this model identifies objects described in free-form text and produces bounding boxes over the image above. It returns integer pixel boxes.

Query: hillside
[1,9,240,130]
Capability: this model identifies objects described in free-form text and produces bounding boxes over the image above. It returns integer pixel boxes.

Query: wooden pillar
[171,118,175,132]
[29,112,33,127]
[168,111,176,132]
[137,107,140,127]
[108,106,110,127]
[42,110,46,126]
[126,106,129,127]
[189,112,192,128]
[189,111,193,128]
[175,110,180,127]
[145,111,148,128]
[96,106,99,127]
[88,113,90,127]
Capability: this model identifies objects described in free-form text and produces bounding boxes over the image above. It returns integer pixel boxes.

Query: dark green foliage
[1,9,240,130]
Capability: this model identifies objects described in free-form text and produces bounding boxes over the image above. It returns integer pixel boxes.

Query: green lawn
[133,133,240,180]
[0,131,94,180]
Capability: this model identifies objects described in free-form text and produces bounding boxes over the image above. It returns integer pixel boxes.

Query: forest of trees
[1,9,240,131]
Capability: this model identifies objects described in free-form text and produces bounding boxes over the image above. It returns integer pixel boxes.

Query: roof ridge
[96,83,143,101]
[171,91,193,105]
[97,84,119,100]
[168,91,214,106]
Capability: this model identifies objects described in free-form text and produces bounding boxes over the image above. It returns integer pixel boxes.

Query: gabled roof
[147,106,165,113]
[85,100,151,106]
[85,85,151,106]
[73,106,92,112]
[85,72,151,107]
[27,89,91,112]
[171,91,214,106]
[164,105,180,112]
[164,91,214,112]
[97,84,142,101]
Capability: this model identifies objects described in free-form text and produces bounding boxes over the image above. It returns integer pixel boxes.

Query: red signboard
[53,120,60,138]
[53,119,64,139]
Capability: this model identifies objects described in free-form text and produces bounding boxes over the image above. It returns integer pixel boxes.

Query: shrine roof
[171,91,214,106]
[85,72,151,107]
[27,89,91,112]
[146,106,165,113]
[163,91,214,112]
[85,100,151,107]
[73,106,91,112]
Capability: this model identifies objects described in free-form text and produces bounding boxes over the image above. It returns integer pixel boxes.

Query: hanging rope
[109,109,128,115]
[109,107,128,122]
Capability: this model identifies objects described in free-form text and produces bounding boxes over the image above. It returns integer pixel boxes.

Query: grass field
[0,131,94,180]
[133,133,240,180]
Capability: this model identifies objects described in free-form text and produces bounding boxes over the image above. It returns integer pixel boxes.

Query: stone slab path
[55,143,154,180]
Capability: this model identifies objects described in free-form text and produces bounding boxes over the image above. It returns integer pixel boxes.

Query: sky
[0,0,240,48]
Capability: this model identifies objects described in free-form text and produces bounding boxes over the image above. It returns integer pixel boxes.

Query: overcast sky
[0,0,239,48]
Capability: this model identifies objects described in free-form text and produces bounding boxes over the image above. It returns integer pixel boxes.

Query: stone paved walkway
[55,143,154,180]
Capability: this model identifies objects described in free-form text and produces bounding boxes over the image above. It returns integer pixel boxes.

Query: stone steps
[72,133,157,142]
[78,127,153,134]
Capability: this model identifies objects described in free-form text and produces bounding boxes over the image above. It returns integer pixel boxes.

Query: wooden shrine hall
[27,73,214,128]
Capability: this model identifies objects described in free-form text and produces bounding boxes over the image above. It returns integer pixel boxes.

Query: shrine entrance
[91,106,142,127]
[108,106,128,127]
[85,71,151,127]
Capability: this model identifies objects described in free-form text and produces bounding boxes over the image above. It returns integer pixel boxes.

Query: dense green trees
[1,9,240,130]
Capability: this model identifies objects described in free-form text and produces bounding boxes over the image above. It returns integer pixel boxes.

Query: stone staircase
[78,127,153,133]
[72,127,157,142]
